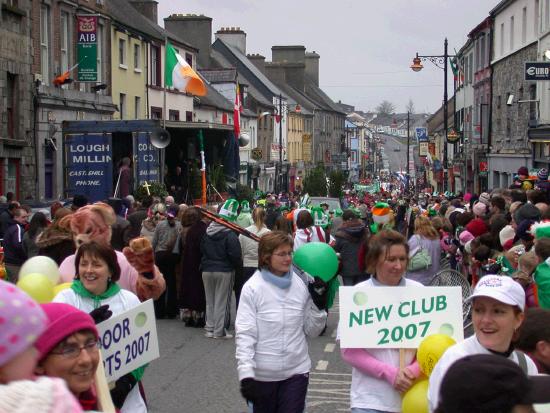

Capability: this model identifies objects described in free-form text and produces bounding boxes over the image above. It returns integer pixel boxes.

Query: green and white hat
[219,198,239,221]
[299,193,311,208]
[334,208,343,217]
[240,200,251,213]
[312,207,329,228]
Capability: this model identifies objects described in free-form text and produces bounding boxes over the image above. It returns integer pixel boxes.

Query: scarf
[260,268,292,289]
[71,279,121,309]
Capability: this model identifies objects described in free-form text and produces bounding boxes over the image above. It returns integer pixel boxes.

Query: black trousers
[154,251,179,318]
[251,373,309,413]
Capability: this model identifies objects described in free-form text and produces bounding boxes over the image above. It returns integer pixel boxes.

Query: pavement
[143,296,351,413]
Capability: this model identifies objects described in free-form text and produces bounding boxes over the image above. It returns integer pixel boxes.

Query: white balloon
[20,256,60,285]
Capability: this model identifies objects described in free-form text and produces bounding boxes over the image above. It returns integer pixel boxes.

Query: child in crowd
[512,251,539,308]
[0,279,83,412]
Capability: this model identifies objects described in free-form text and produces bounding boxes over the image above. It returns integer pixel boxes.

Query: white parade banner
[339,286,463,348]
[97,299,160,382]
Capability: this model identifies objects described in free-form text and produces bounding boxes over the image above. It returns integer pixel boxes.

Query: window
[134,96,140,119]
[6,73,17,140]
[134,44,141,70]
[500,23,505,56]
[151,107,162,120]
[40,4,50,84]
[521,7,527,44]
[119,38,126,66]
[185,53,193,67]
[6,159,20,200]
[151,45,160,86]
[186,111,193,122]
[119,93,126,119]
[169,110,179,121]
[510,16,514,51]
[480,34,486,68]
[60,12,70,76]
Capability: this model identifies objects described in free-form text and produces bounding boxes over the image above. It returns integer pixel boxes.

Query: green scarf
[71,280,121,309]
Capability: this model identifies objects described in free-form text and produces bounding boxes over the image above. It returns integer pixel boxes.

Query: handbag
[407,236,432,271]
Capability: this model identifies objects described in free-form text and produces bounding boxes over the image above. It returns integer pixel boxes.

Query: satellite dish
[149,128,171,149]
[239,132,250,147]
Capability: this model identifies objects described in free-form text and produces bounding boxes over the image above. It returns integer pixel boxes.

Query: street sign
[415,127,428,142]
[525,62,550,81]
[419,142,428,156]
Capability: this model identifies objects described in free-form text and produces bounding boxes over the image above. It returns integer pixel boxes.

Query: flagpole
[163,36,167,131]
[199,130,207,206]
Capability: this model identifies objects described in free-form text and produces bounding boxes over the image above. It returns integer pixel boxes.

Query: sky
[157,0,499,114]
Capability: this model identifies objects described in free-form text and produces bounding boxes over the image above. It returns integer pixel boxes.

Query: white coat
[238,225,271,268]
[235,270,327,382]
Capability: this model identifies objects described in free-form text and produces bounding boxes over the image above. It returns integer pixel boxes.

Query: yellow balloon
[417,334,456,377]
[16,273,54,304]
[53,282,72,296]
[402,379,429,413]
[20,256,60,285]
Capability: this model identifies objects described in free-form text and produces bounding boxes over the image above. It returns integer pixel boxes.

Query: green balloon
[293,242,339,282]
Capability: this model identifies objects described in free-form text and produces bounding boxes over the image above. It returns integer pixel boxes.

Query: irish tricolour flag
[164,41,207,96]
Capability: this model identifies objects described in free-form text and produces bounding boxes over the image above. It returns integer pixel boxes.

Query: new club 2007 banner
[339,286,463,349]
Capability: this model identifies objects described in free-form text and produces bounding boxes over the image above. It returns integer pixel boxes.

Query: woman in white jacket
[236,207,270,309]
[235,231,328,413]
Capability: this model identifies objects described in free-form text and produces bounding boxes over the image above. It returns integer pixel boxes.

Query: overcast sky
[157,0,499,114]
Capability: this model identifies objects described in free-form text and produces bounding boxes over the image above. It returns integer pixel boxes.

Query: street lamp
[410,38,455,192]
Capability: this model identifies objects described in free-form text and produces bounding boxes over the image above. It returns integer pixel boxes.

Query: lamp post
[411,38,454,192]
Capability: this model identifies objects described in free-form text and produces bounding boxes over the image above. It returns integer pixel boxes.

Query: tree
[375,100,396,116]
[328,170,345,198]
[302,164,327,196]
[406,99,416,114]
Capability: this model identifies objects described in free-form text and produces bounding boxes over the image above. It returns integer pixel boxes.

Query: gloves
[308,276,328,310]
[110,373,137,408]
[240,378,259,402]
[89,304,112,324]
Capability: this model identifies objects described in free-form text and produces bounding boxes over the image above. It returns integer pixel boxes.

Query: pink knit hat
[0,280,48,367]
[472,201,487,217]
[35,303,98,361]
[459,230,475,245]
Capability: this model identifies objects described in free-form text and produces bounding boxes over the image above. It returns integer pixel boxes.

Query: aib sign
[525,62,550,81]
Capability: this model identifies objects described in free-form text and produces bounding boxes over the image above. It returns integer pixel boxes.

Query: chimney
[128,0,158,24]
[271,45,306,64]
[247,53,266,74]
[215,27,247,54]
[164,14,213,69]
[305,51,320,86]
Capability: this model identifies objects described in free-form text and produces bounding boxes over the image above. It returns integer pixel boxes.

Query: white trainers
[213,333,233,339]
[204,331,214,338]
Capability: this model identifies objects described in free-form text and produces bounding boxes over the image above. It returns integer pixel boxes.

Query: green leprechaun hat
[219,198,239,222]
[531,221,550,239]
[240,200,251,213]
[312,207,329,228]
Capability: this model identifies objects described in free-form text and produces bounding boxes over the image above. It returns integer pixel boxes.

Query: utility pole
[279,93,283,193]
[406,111,410,194]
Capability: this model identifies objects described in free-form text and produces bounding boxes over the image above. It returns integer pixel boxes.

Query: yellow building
[110,28,147,120]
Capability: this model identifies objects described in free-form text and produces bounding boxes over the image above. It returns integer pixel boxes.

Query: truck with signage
[63,120,162,202]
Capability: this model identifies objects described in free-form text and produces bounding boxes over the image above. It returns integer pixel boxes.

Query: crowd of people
[3,165,550,412]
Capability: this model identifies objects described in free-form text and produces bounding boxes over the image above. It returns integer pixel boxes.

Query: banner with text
[97,299,160,382]
[339,286,463,348]
[134,132,160,185]
[77,15,98,82]
[65,133,112,201]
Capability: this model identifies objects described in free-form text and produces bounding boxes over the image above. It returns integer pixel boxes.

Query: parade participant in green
[236,200,254,228]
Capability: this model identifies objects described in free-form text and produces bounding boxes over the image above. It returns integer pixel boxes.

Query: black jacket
[200,222,242,272]
[334,220,366,278]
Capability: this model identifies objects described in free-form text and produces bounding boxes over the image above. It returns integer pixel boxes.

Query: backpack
[407,236,432,272]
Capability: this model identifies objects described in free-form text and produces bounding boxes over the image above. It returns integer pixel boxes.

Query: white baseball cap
[468,275,525,311]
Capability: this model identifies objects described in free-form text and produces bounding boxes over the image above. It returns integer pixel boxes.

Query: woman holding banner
[53,241,147,412]
[340,230,423,413]
[428,275,538,412]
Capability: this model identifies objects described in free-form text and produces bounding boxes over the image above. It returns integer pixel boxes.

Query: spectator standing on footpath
[3,207,29,282]
[201,199,242,339]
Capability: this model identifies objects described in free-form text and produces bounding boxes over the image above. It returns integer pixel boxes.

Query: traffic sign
[415,127,428,142]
